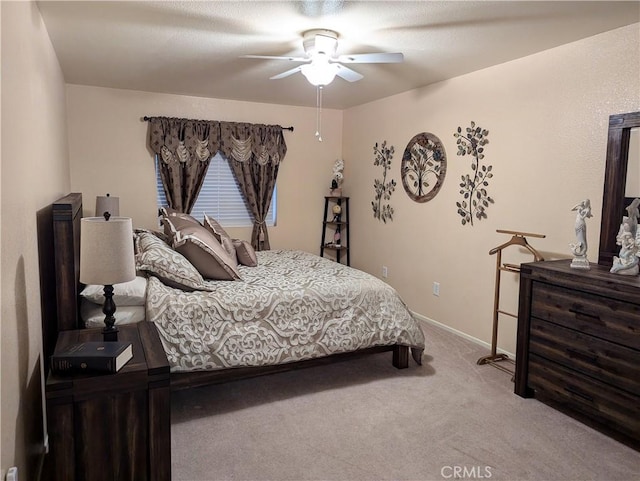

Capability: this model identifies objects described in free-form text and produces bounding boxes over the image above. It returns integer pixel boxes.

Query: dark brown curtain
[148,117,288,249]
[148,117,220,213]
[219,122,287,250]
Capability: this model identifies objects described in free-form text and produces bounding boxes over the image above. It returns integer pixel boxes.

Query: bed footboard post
[392,345,409,369]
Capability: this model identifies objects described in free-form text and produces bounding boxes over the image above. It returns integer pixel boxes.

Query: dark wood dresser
[515,259,640,445]
[45,322,171,480]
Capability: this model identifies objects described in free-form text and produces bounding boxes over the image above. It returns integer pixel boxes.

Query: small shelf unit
[320,196,350,266]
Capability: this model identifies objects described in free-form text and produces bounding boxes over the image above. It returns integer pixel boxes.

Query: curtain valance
[147,117,287,166]
[219,122,287,165]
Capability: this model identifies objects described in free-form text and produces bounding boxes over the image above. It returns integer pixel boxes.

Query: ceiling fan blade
[270,66,303,80]
[336,52,404,64]
[241,55,309,62]
[335,64,364,82]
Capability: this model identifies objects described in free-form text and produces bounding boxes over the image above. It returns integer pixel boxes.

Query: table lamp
[80,214,135,341]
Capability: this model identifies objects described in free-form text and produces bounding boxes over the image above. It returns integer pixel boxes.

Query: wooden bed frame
[47,193,420,391]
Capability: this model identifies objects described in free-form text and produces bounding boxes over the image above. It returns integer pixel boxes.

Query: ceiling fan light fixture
[245,27,402,87]
[300,57,339,86]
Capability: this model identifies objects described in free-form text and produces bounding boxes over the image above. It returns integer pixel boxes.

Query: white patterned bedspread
[146,249,425,372]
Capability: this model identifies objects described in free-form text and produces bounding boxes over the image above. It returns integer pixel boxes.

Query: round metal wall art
[401,132,447,203]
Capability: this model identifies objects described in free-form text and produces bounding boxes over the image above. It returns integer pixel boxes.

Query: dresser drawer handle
[564,386,594,403]
[565,348,598,364]
[568,308,601,321]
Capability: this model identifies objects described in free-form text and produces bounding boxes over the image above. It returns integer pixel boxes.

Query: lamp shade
[301,58,338,86]
[80,217,136,286]
[95,194,120,217]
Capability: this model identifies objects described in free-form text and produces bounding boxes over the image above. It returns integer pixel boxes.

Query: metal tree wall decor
[372,140,397,223]
[453,121,494,226]
[401,132,447,203]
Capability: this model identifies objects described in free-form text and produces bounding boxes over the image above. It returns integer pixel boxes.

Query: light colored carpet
[170,320,640,481]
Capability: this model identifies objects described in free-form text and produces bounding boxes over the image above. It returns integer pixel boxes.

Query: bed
[47,193,425,391]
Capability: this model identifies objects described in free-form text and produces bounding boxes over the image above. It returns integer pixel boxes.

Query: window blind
[155,153,276,227]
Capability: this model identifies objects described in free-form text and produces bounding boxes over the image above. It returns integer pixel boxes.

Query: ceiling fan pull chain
[315,85,323,142]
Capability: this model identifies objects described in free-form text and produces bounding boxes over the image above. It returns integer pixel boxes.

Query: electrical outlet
[6,466,18,481]
[433,282,440,296]
[382,266,388,278]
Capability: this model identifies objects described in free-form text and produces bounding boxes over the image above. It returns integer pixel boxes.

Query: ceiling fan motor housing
[303,29,339,57]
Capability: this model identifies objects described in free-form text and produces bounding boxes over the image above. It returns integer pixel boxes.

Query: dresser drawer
[530,318,640,395]
[531,282,640,349]
[529,354,640,441]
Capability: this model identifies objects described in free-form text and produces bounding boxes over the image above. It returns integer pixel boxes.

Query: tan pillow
[162,211,200,238]
[164,217,241,281]
[232,239,258,267]
[203,214,236,259]
[160,207,199,225]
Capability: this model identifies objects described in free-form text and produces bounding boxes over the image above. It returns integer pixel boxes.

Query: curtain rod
[142,116,294,132]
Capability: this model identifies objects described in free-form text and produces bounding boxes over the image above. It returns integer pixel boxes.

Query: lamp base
[102,285,119,342]
[102,326,119,342]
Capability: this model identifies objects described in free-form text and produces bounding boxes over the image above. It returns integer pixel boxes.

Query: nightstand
[45,322,171,481]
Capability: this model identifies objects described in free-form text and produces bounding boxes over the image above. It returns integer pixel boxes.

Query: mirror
[598,112,640,266]
[625,128,640,197]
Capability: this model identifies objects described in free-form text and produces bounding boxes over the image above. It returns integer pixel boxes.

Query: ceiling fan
[242,29,404,86]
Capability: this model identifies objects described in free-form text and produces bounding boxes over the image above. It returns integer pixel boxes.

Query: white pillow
[80,299,146,328]
[80,276,148,306]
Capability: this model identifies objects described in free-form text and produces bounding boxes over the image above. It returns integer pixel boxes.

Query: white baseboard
[411,311,515,359]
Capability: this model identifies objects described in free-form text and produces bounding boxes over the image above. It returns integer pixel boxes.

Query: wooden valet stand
[478,229,545,374]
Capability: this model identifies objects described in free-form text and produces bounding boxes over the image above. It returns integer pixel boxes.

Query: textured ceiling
[38,1,640,109]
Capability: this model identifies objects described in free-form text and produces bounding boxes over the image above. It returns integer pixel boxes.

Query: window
[155,153,276,227]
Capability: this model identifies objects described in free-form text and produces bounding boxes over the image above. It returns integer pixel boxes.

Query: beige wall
[343,24,640,355]
[1,2,71,478]
[66,85,343,252]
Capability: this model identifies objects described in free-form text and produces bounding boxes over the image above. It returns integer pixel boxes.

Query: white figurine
[330,158,344,195]
[610,198,640,275]
[569,199,592,269]
[332,159,344,185]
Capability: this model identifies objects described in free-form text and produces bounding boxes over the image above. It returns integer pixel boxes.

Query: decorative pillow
[81,299,145,328]
[160,206,200,225]
[232,239,258,267]
[136,229,171,253]
[203,214,236,259]
[80,276,148,306]
[135,231,216,291]
[158,206,172,217]
[134,228,171,245]
[164,217,241,281]
[162,212,201,239]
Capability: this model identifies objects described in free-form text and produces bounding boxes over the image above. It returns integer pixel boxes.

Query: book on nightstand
[51,341,133,374]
